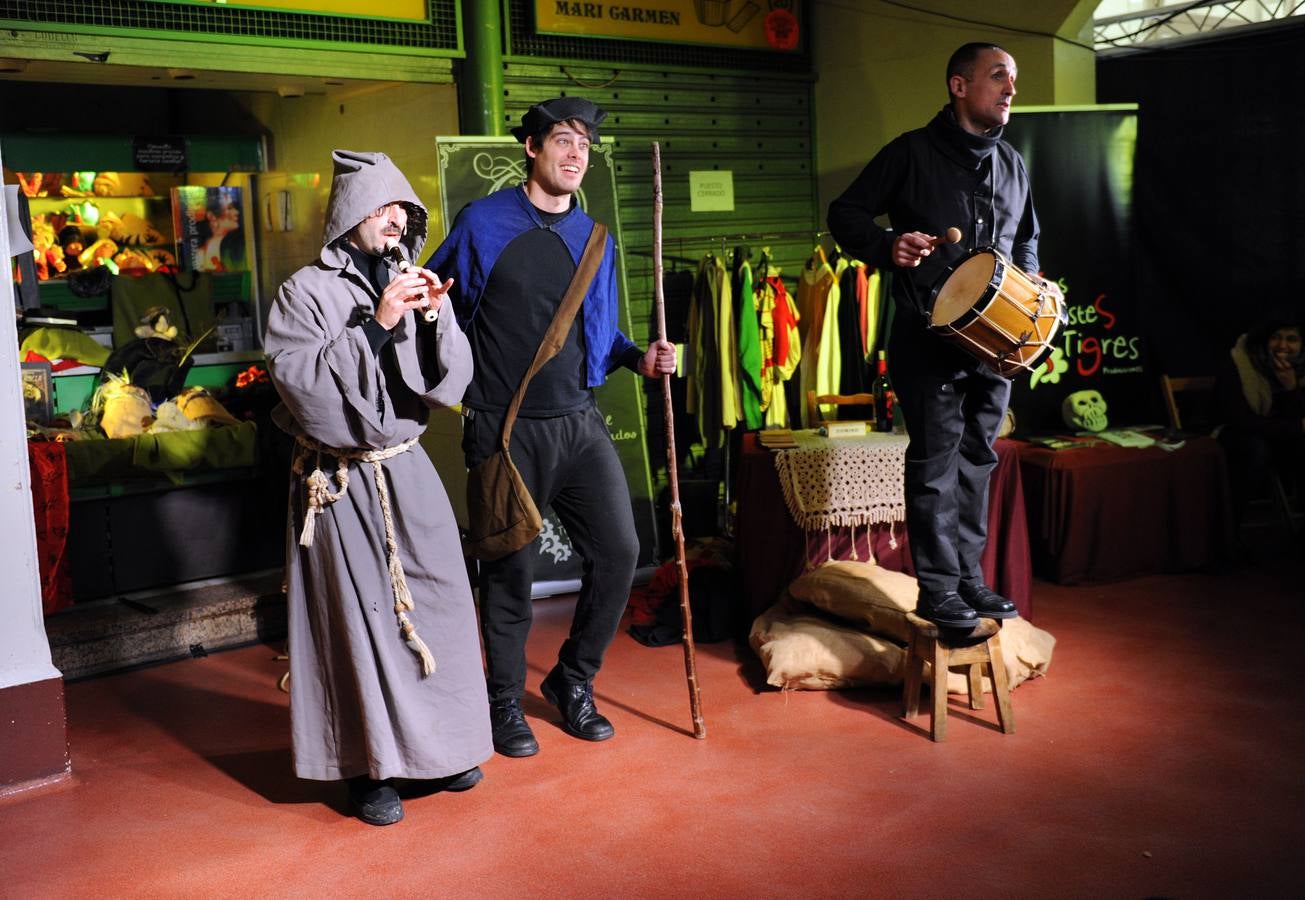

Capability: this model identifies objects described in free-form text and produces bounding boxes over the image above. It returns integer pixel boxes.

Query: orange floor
[3,556,1303,897]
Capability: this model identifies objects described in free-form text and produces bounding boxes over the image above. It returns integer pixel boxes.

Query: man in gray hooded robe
[264,150,492,826]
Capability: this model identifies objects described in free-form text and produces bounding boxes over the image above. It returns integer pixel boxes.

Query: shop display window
[14,170,250,283]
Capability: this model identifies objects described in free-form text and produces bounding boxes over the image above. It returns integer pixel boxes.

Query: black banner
[132,135,188,172]
[434,136,657,584]
[1002,107,1150,433]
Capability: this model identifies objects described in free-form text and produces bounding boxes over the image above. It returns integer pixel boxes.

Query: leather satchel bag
[463,222,608,561]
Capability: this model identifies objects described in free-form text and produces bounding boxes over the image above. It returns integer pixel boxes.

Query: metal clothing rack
[632,231,833,533]
[628,229,831,262]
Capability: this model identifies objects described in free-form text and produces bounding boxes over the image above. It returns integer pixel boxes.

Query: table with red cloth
[28,441,73,615]
[1015,436,1232,584]
[735,432,1032,620]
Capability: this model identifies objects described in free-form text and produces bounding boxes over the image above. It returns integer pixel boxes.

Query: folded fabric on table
[63,420,258,485]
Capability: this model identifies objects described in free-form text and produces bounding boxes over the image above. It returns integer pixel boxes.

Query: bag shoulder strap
[499,221,608,450]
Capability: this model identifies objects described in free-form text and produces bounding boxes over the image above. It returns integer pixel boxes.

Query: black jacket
[828,106,1040,326]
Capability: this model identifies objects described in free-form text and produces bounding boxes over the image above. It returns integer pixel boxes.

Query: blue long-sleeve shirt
[424,185,639,394]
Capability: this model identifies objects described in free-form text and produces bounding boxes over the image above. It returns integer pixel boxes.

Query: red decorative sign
[765,9,799,50]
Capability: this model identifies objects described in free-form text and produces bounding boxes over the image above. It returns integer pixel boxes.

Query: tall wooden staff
[653,141,705,739]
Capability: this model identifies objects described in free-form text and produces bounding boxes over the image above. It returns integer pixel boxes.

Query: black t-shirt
[464,205,591,416]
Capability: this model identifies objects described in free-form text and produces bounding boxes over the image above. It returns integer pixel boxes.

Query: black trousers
[463,402,639,703]
[888,323,1010,596]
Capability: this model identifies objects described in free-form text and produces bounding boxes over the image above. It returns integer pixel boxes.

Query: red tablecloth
[735,433,1032,620]
[28,441,73,615]
[1015,436,1232,584]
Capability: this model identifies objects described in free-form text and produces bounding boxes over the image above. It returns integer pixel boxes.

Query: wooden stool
[901,611,1014,742]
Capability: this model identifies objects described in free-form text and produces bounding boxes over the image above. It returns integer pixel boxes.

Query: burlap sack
[787,560,916,643]
[749,597,904,691]
[753,575,1056,694]
[966,615,1057,693]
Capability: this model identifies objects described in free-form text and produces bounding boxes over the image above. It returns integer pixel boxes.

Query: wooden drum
[928,247,1067,378]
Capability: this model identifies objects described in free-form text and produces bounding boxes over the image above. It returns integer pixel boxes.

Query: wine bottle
[872,350,893,433]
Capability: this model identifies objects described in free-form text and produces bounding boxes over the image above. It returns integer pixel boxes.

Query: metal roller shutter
[501,62,820,348]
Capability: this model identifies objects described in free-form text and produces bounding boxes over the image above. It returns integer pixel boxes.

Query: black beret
[511,97,608,143]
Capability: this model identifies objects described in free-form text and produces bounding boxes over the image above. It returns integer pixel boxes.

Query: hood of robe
[319,149,428,268]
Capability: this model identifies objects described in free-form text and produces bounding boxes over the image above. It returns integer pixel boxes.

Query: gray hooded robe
[265,150,492,781]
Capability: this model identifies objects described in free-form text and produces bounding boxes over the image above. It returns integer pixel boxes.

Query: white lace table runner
[772,430,908,531]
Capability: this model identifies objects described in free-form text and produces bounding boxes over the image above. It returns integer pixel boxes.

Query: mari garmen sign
[536,0,802,52]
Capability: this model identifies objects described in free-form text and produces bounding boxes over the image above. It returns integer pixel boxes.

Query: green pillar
[458,0,506,136]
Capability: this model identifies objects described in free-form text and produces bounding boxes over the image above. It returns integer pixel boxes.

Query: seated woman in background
[1215,317,1304,526]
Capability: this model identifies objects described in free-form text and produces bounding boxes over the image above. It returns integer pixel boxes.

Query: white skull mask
[1062,389,1108,432]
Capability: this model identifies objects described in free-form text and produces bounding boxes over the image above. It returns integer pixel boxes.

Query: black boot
[490,698,539,758]
[915,590,979,629]
[540,670,614,742]
[431,766,483,792]
[346,775,403,826]
[958,581,1018,619]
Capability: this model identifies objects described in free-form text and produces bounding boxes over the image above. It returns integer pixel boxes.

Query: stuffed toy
[60,171,98,198]
[113,247,158,273]
[147,248,177,270]
[16,171,42,197]
[77,237,120,273]
[58,225,86,271]
[44,243,68,278]
[175,387,239,428]
[148,400,204,434]
[31,219,57,280]
[92,172,153,197]
[96,210,165,246]
[93,371,155,439]
[66,199,100,227]
[92,172,120,196]
[135,306,179,342]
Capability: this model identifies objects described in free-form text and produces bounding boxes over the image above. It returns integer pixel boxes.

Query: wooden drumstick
[384,238,439,323]
[928,227,963,248]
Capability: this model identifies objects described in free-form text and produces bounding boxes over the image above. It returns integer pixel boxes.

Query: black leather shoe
[957,581,1019,619]
[915,590,980,629]
[347,776,403,826]
[490,698,540,758]
[540,670,614,742]
[433,766,483,793]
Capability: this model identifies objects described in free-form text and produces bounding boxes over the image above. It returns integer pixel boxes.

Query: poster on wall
[172,186,248,274]
[141,0,427,20]
[536,0,803,52]
[1001,106,1148,434]
[433,136,658,586]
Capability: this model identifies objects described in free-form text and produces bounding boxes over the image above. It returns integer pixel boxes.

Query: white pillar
[0,147,67,793]
[0,156,58,690]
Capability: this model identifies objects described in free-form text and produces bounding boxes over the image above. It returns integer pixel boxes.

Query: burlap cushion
[975,615,1056,692]
[787,560,916,643]
[753,571,1057,694]
[749,597,904,690]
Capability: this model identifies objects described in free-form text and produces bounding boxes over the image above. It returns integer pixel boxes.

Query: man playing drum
[827,42,1062,629]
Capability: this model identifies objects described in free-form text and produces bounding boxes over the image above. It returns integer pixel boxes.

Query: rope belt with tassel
[291,433,436,677]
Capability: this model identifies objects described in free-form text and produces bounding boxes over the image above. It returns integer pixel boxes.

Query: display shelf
[0,134,264,174]
[69,466,262,502]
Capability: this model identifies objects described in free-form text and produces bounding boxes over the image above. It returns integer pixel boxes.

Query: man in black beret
[426,98,676,758]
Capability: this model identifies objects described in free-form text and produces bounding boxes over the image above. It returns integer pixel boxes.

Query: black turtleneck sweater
[827,105,1040,324]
